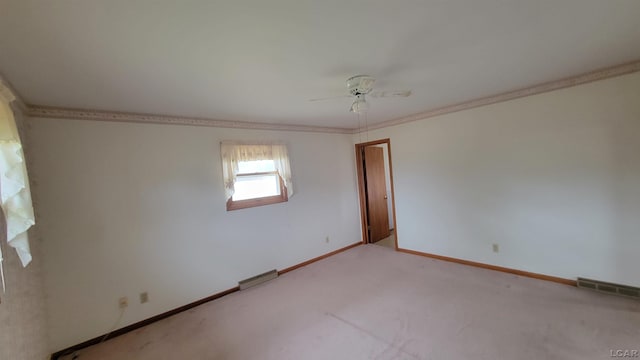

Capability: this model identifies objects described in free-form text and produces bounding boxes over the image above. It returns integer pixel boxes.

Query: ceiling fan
[310,75,411,114]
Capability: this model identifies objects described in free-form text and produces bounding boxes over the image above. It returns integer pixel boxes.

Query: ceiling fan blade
[369,90,412,98]
[308,94,352,102]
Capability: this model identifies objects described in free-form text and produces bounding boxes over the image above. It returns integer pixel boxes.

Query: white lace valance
[220,141,293,201]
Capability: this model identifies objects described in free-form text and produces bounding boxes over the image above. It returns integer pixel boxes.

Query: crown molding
[27,106,353,134]
[360,59,640,133]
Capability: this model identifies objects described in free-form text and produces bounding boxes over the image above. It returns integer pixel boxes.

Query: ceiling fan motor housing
[347,75,375,96]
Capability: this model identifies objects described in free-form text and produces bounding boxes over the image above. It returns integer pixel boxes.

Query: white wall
[27,119,361,352]
[364,72,640,287]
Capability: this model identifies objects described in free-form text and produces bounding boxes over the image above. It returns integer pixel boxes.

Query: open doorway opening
[355,139,398,249]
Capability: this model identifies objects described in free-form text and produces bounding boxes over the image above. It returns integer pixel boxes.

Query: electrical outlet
[325,236,330,243]
[492,243,499,253]
[140,292,149,304]
[118,297,128,308]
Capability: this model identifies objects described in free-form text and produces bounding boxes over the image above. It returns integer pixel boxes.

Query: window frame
[226,171,288,211]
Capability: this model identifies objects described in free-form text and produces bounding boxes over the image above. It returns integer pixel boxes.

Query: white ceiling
[1,0,640,129]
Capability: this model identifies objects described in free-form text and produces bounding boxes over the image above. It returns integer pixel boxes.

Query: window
[221,142,293,211]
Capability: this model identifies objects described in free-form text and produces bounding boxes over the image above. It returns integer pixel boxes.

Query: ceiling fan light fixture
[310,74,411,114]
[347,75,376,96]
[350,97,369,114]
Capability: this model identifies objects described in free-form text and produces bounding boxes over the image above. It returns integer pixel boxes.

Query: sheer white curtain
[0,80,35,292]
[220,141,293,200]
[271,144,293,196]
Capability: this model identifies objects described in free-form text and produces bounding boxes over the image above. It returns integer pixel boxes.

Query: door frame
[355,138,399,249]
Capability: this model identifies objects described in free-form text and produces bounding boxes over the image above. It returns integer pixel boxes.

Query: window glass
[232,173,280,201]
[237,160,276,174]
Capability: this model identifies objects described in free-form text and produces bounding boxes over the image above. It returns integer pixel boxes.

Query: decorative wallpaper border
[361,59,640,133]
[26,106,354,134]
[23,59,640,135]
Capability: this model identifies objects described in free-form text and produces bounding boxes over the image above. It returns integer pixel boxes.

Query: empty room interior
[1,1,640,359]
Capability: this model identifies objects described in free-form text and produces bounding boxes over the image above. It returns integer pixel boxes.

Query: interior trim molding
[397,248,577,287]
[278,241,362,275]
[361,59,640,132]
[50,241,363,360]
[27,105,353,134]
[354,139,399,248]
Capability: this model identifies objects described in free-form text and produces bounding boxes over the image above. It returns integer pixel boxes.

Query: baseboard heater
[577,277,639,299]
[238,269,278,290]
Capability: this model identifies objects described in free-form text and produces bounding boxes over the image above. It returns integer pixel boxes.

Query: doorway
[355,139,398,249]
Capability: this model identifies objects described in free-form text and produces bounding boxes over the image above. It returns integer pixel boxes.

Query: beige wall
[0,104,48,360]
[27,119,361,352]
[364,71,640,287]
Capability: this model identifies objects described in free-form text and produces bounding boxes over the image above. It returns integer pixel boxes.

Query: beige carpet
[61,245,640,360]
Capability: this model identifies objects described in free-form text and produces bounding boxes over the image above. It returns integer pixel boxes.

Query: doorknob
[384,195,387,199]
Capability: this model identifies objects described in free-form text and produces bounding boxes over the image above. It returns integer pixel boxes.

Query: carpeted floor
[61,245,640,360]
